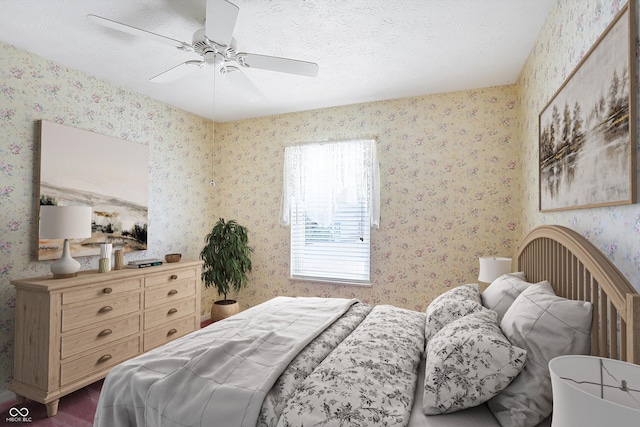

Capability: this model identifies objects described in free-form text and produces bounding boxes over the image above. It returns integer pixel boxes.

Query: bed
[94,225,640,427]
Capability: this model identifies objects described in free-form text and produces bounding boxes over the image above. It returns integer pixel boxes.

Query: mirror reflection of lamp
[39,206,92,278]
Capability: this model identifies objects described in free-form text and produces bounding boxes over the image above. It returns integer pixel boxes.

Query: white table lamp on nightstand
[549,355,640,426]
[478,256,512,283]
[39,205,92,278]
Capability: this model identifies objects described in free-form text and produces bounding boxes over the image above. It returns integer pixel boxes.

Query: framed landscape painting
[38,120,149,260]
[538,3,636,212]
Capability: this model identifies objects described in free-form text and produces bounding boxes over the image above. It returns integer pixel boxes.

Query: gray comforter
[94,297,426,427]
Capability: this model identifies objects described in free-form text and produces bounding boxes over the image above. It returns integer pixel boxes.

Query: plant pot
[211,300,240,322]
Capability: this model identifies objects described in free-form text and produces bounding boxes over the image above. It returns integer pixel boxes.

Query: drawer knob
[168,308,178,314]
[103,287,113,294]
[98,306,113,314]
[98,354,112,364]
[169,274,178,280]
[98,329,113,337]
[168,289,178,296]
[167,328,177,336]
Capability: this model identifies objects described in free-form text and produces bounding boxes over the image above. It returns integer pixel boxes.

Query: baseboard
[0,389,15,405]
[200,313,211,323]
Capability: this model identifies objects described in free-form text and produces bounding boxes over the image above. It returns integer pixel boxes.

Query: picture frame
[38,120,149,260]
[538,3,636,212]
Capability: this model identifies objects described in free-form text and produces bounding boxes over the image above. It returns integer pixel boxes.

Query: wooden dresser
[9,260,202,417]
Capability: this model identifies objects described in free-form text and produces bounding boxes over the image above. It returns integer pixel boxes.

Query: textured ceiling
[0,0,554,122]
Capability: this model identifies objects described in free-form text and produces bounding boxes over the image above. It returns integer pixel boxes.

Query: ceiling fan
[87,0,319,101]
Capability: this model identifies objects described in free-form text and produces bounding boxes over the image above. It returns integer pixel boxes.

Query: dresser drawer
[60,336,140,386]
[145,267,197,287]
[62,293,141,332]
[62,277,142,305]
[144,298,196,331]
[61,314,141,359]
[144,316,195,352]
[144,280,195,309]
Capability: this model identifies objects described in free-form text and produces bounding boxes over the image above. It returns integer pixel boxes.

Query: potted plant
[200,218,253,322]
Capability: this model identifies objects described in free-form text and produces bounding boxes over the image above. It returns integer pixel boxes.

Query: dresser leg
[46,399,59,417]
[14,394,26,404]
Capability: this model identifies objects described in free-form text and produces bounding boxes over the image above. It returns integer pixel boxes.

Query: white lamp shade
[550,355,640,426]
[478,256,511,283]
[39,206,92,239]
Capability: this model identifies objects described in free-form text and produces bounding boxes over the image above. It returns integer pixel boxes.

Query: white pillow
[481,273,545,322]
[423,308,527,414]
[488,282,592,427]
[425,284,483,343]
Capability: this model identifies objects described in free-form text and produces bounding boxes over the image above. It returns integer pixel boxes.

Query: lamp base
[50,239,82,279]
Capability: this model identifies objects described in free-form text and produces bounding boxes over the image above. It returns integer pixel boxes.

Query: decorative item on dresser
[9,260,202,417]
[165,253,182,263]
[113,249,124,270]
[38,205,93,278]
[98,243,112,273]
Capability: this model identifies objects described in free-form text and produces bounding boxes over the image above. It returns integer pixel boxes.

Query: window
[280,139,380,284]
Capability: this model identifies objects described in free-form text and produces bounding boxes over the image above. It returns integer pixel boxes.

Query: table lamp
[549,355,640,426]
[39,205,92,278]
[478,256,512,283]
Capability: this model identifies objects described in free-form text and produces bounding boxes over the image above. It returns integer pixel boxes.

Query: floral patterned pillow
[423,308,527,415]
[425,283,483,343]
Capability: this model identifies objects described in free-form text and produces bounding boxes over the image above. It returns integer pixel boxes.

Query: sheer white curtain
[279,139,380,228]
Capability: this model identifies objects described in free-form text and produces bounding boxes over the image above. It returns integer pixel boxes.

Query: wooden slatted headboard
[517,225,640,364]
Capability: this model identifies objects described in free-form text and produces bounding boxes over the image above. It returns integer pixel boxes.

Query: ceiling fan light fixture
[88,0,319,90]
[203,51,222,66]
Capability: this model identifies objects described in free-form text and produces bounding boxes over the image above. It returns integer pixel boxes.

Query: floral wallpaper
[518,0,640,291]
[0,41,215,396]
[214,85,521,313]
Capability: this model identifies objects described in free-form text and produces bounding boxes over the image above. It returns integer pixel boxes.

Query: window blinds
[280,139,379,284]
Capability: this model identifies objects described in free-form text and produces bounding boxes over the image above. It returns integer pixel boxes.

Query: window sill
[289,275,372,287]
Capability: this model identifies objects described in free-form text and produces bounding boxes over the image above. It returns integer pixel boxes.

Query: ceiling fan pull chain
[210,56,216,188]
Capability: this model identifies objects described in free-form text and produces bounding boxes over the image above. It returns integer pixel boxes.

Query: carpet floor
[0,379,103,426]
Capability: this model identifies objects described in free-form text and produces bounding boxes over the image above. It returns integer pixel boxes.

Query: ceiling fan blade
[205,0,239,47]
[238,53,319,77]
[87,14,191,50]
[150,60,203,83]
[221,66,265,102]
